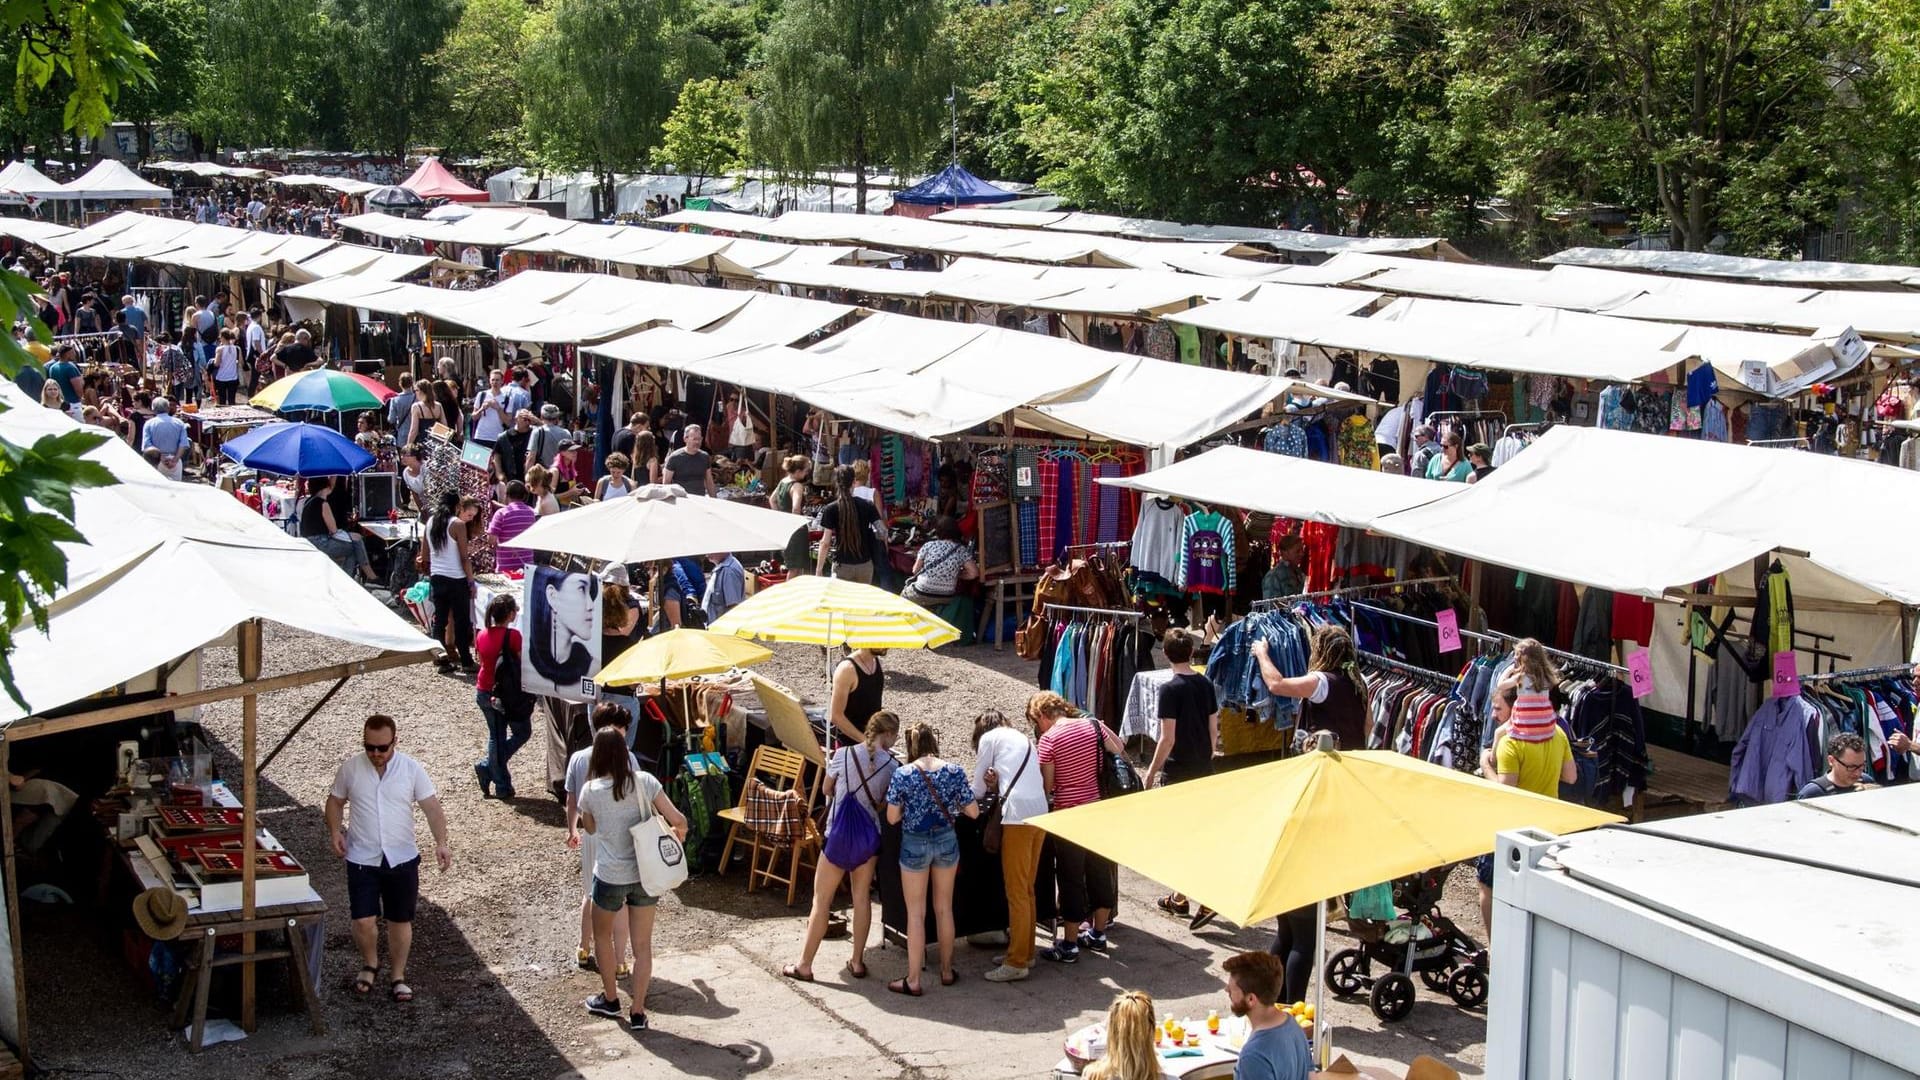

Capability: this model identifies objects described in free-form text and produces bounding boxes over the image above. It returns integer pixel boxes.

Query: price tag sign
[1771,651,1801,698]
[1435,608,1461,653]
[1626,650,1653,699]
[1015,466,1033,489]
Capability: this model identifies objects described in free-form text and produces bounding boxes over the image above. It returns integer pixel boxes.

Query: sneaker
[983,964,1030,983]
[584,992,622,1019]
[629,1010,648,1030]
[1040,943,1080,965]
[1077,929,1110,952]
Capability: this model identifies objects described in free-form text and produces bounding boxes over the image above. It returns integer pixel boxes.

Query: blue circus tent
[893,163,1020,207]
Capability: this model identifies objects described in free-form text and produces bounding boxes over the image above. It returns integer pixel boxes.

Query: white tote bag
[630,815,688,895]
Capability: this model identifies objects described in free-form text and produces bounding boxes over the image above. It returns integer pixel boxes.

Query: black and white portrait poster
[522,565,603,700]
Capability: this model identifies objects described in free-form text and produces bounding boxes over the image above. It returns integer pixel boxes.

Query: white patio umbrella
[509,483,809,564]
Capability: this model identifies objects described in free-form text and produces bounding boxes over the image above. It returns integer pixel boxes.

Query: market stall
[0,384,437,1064]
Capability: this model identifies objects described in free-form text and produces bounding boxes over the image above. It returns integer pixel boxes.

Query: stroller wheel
[1326,949,1369,999]
[1419,967,1452,992]
[1370,973,1416,1022]
[1447,966,1489,1009]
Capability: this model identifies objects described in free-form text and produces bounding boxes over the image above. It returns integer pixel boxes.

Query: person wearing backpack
[473,594,534,799]
[782,710,900,984]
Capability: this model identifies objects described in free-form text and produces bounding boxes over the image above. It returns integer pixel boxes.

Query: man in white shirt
[325,715,451,1004]
[471,370,509,445]
[971,716,1049,981]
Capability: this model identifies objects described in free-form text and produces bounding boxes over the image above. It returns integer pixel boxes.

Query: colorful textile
[1017,499,1040,569]
[1095,462,1124,543]
[1037,457,1060,566]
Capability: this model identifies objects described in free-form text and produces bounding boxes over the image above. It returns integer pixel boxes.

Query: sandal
[352,965,378,995]
[844,960,869,980]
[390,979,413,1003]
[940,970,959,987]
[576,947,598,973]
[1188,906,1219,932]
[780,964,814,983]
[886,978,923,997]
[1157,895,1190,917]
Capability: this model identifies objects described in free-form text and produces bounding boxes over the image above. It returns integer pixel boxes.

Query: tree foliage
[747,0,951,210]
[327,0,459,161]
[191,0,333,149]
[522,0,720,210]
[427,0,529,160]
[656,76,746,179]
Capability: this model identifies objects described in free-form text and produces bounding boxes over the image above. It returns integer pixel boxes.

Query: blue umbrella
[220,421,376,477]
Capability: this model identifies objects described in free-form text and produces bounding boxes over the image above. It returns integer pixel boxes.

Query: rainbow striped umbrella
[251,369,395,413]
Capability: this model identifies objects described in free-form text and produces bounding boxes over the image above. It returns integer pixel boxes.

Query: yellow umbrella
[707,576,959,650]
[1030,739,1622,1065]
[598,628,773,686]
[1032,742,1620,925]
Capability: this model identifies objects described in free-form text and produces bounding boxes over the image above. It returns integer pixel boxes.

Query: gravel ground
[22,626,1487,1080]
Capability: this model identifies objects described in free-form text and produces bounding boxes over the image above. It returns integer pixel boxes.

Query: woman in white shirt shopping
[577,727,687,1030]
[972,710,1051,982]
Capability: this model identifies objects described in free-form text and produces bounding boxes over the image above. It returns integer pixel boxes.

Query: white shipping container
[1486,784,1920,1080]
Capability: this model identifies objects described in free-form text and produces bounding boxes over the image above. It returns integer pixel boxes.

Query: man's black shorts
[346,856,420,922]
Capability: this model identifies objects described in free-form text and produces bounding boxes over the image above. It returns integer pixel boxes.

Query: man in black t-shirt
[1144,628,1219,925]
[278,328,318,372]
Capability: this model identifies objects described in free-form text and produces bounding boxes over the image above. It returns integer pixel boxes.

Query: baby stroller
[1323,866,1486,1022]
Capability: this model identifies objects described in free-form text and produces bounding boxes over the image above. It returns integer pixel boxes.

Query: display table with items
[97,774,326,1052]
[875,817,1009,940]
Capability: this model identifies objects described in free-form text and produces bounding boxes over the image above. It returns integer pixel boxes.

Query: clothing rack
[1062,540,1131,553]
[1251,574,1454,611]
[1502,421,1552,437]
[1347,599,1630,677]
[1800,664,1913,684]
[1428,409,1507,427]
[1042,603,1148,622]
[1356,649,1458,686]
[1746,437,1811,449]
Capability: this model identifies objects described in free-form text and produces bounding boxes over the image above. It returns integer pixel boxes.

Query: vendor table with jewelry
[108,784,327,1052]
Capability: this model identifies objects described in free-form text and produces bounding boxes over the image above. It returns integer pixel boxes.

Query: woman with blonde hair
[782,709,901,983]
[525,463,562,515]
[1084,990,1159,1080]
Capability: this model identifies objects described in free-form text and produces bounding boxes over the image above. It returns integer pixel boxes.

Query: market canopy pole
[239,618,261,1031]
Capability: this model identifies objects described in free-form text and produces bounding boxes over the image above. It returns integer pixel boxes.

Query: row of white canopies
[1117,433,1920,717]
[0,159,170,202]
[0,209,453,283]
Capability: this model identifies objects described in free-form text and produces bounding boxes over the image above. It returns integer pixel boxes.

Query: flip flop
[844,961,869,980]
[886,978,923,997]
[390,979,413,1003]
[1157,895,1190,917]
[352,965,377,995]
[780,964,814,983]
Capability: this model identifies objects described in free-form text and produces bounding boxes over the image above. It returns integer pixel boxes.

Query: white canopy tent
[1095,444,1453,530]
[271,173,383,196]
[0,216,75,248]
[56,159,172,200]
[1543,246,1920,288]
[0,162,66,205]
[1020,358,1369,452]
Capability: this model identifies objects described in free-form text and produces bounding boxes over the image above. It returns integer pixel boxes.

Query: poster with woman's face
[522,565,602,700]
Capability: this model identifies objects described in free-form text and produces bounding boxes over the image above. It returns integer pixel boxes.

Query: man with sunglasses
[1798,732,1870,801]
[325,715,452,1003]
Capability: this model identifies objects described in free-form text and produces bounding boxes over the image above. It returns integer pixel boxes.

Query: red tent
[399,156,488,203]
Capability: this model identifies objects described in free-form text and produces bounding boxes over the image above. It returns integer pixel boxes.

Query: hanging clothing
[1178,510,1236,596]
[1129,497,1185,583]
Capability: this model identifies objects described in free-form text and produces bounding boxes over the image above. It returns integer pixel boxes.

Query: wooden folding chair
[715,746,823,905]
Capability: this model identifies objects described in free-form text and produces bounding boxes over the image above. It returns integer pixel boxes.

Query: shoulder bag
[823,747,884,870]
[1094,720,1144,800]
[914,766,957,831]
[978,746,1032,855]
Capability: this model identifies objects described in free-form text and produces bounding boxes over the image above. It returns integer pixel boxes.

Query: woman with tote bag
[578,729,689,1030]
[782,710,901,983]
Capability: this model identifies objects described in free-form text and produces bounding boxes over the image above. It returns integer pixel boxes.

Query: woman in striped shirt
[1032,692,1128,962]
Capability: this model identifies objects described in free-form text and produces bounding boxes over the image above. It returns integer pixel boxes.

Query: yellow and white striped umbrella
[707,576,960,650]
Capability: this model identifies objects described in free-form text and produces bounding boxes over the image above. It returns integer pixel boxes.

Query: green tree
[0,0,144,707]
[747,0,951,212]
[118,0,205,161]
[190,0,332,149]
[328,0,459,160]
[656,77,746,180]
[522,0,720,213]
[1441,0,1846,254]
[426,0,529,160]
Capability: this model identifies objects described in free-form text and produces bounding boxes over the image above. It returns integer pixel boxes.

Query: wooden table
[987,572,1041,651]
[1632,745,1733,823]
[118,841,328,1051]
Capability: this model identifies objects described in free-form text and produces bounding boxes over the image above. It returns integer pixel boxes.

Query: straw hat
[132,887,188,940]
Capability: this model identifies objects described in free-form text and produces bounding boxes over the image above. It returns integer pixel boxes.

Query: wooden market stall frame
[0,627,430,1063]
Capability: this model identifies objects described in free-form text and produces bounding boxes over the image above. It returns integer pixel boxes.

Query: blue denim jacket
[1208,613,1308,723]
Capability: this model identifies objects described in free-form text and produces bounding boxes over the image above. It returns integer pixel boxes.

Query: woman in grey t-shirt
[578,729,686,1029]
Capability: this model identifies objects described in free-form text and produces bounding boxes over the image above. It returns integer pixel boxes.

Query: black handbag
[1095,722,1143,799]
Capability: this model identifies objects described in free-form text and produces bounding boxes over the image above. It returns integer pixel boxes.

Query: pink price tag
[1771,651,1801,698]
[1626,650,1653,699]
[1434,608,1461,653]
